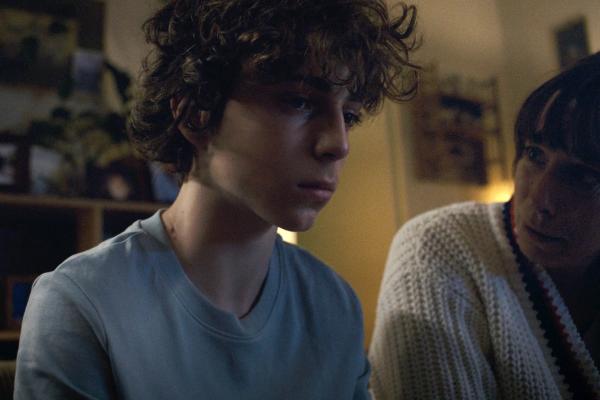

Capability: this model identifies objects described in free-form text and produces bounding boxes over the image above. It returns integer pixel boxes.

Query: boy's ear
[170,96,211,149]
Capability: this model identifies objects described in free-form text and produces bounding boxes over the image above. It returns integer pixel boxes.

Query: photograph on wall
[72,48,104,93]
[555,17,590,68]
[0,133,29,192]
[409,65,504,186]
[87,157,153,202]
[0,7,78,86]
[414,128,487,185]
[0,142,18,186]
[0,0,105,88]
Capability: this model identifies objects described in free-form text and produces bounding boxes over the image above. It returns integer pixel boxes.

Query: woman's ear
[170,96,211,149]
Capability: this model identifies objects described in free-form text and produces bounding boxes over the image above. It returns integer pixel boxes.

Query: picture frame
[0,0,105,87]
[0,132,29,193]
[410,67,501,186]
[87,157,153,202]
[3,274,37,329]
[555,17,590,68]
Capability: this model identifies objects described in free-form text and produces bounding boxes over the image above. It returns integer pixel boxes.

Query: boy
[15,0,418,398]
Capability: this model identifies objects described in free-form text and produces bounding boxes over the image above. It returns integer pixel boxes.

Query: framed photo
[3,274,37,329]
[87,157,153,202]
[0,0,105,87]
[72,48,104,93]
[0,7,78,86]
[555,17,590,68]
[0,132,29,193]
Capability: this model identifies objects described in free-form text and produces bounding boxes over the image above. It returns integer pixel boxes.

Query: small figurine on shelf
[0,131,29,193]
[26,61,154,201]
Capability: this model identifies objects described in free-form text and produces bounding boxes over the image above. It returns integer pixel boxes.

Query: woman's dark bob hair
[127,0,420,176]
[514,51,600,166]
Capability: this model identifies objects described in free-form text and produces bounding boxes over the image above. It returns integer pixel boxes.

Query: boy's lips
[298,180,336,192]
[297,180,336,202]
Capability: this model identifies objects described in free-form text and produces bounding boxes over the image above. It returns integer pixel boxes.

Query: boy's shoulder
[44,213,167,294]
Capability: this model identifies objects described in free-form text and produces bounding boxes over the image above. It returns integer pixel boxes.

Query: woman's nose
[529,170,560,218]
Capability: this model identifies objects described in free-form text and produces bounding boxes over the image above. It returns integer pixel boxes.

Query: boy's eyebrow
[286,74,332,92]
[286,75,363,103]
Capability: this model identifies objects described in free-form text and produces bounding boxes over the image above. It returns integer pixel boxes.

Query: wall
[393,0,512,220]
[103,0,157,79]
[496,0,600,151]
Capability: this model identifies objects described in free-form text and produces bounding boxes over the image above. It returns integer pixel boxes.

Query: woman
[369,52,600,399]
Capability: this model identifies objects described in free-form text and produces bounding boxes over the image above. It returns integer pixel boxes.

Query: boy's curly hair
[128,0,420,175]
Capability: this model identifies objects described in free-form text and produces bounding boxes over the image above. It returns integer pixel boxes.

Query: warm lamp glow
[484,180,514,203]
[277,228,297,244]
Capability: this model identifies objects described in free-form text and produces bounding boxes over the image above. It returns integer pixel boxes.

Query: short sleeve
[14,271,117,400]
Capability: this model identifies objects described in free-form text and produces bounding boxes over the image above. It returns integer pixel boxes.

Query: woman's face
[513,141,600,270]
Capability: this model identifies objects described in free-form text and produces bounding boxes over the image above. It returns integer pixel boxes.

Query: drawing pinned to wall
[411,65,505,185]
[0,0,105,88]
[555,17,590,68]
[72,49,104,93]
[0,7,78,86]
[0,132,29,192]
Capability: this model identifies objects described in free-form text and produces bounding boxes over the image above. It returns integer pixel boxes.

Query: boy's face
[199,67,363,231]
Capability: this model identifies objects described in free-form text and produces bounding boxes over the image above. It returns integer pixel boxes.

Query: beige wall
[396,0,512,219]
[496,0,600,155]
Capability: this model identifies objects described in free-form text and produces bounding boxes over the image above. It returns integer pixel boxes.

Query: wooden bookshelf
[0,330,19,342]
[0,193,166,343]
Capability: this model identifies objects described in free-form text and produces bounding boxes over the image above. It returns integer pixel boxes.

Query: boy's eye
[343,111,362,128]
[283,95,313,112]
[524,145,546,165]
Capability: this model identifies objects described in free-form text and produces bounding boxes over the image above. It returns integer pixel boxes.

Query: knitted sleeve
[369,210,498,400]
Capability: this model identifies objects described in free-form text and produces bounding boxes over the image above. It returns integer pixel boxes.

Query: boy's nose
[314,112,349,161]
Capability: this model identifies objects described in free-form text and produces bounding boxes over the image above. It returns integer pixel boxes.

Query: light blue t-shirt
[15,212,370,399]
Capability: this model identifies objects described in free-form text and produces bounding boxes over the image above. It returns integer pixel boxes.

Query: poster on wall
[0,8,78,86]
[410,66,504,186]
[555,17,590,69]
[0,0,105,87]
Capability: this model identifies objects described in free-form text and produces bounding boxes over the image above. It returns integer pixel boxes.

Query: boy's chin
[275,210,319,233]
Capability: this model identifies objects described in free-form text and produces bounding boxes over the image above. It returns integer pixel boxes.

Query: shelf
[0,331,19,342]
[0,192,166,213]
[0,193,167,250]
[0,193,169,340]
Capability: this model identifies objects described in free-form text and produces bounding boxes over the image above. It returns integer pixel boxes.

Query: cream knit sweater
[369,202,600,400]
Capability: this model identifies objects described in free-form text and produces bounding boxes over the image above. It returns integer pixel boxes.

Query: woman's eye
[343,112,362,128]
[524,145,546,165]
[564,168,600,193]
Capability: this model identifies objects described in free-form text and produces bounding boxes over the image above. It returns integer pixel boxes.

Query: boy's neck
[161,179,277,318]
